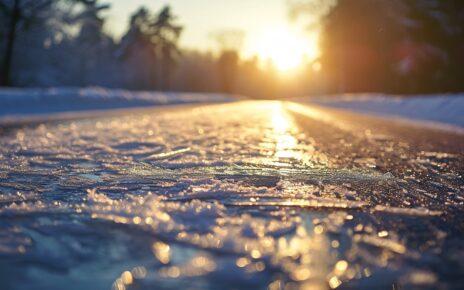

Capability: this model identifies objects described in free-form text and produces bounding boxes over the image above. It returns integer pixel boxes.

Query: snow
[301,94,464,129]
[0,87,234,121]
[2,88,463,131]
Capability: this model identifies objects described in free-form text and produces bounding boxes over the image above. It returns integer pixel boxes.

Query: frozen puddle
[0,101,461,290]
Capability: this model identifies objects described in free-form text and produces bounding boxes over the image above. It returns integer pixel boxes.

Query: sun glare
[253,27,320,72]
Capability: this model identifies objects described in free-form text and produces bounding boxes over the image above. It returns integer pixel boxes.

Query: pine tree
[117,5,182,90]
[72,0,113,86]
[153,6,182,90]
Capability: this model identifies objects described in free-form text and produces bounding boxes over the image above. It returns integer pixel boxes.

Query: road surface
[0,101,463,290]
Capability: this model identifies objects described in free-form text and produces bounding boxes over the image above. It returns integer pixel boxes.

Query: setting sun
[252,27,320,72]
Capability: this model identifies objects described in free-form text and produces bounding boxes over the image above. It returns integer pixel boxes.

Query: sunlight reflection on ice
[271,103,299,159]
[266,102,329,167]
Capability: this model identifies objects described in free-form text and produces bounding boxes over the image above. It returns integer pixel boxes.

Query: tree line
[293,0,464,94]
[1,0,464,96]
[0,0,297,98]
[0,0,184,89]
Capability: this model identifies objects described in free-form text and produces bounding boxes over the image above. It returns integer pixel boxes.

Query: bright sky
[106,0,320,71]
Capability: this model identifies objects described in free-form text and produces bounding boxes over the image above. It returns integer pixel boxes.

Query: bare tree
[0,0,58,86]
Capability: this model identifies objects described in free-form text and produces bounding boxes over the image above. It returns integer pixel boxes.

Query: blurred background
[1,0,463,98]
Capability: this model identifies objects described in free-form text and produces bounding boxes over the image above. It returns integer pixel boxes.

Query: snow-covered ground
[301,94,464,129]
[0,87,234,121]
[2,88,463,131]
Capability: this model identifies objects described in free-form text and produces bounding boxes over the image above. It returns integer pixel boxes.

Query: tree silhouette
[117,6,182,90]
[291,0,464,94]
[73,0,112,86]
[153,7,183,90]
[211,29,244,94]
[0,0,58,86]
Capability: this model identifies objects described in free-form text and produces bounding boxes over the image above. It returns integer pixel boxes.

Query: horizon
[106,0,320,70]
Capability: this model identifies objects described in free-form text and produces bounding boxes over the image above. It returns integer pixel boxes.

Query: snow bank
[0,87,234,118]
[304,94,464,128]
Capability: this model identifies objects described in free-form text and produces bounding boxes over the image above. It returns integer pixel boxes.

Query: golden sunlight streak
[271,103,299,159]
[266,102,329,168]
[251,27,320,72]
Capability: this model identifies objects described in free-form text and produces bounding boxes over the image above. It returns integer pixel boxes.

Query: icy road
[0,101,463,290]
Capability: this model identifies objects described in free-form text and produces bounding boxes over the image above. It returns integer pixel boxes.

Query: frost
[0,101,462,289]
[225,198,367,209]
[142,147,192,161]
[374,205,443,217]
[354,234,406,254]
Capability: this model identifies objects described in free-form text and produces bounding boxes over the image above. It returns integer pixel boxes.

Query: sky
[105,0,319,63]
